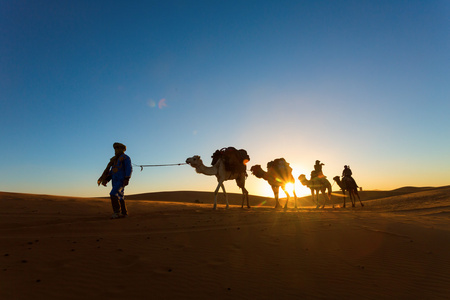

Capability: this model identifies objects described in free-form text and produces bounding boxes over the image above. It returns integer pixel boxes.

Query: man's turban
[113,142,126,151]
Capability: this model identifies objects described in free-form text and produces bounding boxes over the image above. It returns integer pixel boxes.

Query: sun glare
[251,164,315,198]
[285,182,295,195]
[257,181,310,198]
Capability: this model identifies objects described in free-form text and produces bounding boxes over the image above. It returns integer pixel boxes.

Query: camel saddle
[211,147,250,174]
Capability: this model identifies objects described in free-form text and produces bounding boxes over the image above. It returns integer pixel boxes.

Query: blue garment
[109,153,132,199]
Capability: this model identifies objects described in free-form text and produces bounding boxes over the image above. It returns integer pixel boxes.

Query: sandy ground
[1,187,450,299]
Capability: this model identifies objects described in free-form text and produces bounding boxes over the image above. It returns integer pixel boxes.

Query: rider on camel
[342,165,358,187]
[312,160,325,179]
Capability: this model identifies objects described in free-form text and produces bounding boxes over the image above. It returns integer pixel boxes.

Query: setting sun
[256,180,311,199]
[285,182,295,195]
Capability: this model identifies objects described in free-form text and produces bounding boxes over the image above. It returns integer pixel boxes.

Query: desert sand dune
[1,187,450,299]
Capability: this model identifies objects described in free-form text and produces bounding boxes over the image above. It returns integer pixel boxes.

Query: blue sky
[1,0,449,198]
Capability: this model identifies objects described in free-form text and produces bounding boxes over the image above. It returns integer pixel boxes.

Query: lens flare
[147,99,156,108]
[158,98,167,109]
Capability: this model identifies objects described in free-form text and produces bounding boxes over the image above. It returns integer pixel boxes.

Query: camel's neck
[260,169,271,181]
[194,162,218,176]
[303,179,311,187]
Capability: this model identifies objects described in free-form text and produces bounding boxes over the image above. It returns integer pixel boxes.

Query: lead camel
[186,153,250,210]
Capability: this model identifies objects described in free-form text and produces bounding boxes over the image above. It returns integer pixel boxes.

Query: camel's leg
[272,186,281,208]
[312,190,319,209]
[315,191,320,208]
[213,183,220,209]
[213,182,221,210]
[213,181,228,210]
[241,187,250,208]
[317,194,322,208]
[311,190,316,208]
[327,189,334,209]
[342,191,346,208]
[293,189,298,209]
[354,190,364,207]
[349,190,355,207]
[221,183,229,209]
[281,186,290,209]
[236,177,250,208]
[320,191,326,209]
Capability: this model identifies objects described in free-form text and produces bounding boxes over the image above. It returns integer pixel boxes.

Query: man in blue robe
[98,142,132,218]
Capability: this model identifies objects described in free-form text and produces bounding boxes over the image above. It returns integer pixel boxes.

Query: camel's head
[332,176,340,183]
[185,155,203,168]
[250,165,265,179]
[298,174,308,186]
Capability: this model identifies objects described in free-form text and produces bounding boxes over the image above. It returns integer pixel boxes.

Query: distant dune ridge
[1,186,450,299]
[115,186,450,207]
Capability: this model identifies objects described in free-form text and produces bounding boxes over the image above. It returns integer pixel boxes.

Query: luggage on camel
[267,158,293,182]
[211,147,250,174]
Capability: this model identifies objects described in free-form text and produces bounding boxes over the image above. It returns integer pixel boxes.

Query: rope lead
[132,162,187,171]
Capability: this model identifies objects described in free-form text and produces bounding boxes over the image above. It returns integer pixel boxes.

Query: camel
[185,155,250,209]
[250,158,298,209]
[333,176,364,208]
[298,174,333,208]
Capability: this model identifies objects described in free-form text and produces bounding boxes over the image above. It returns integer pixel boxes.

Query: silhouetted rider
[312,160,325,179]
[342,165,358,187]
